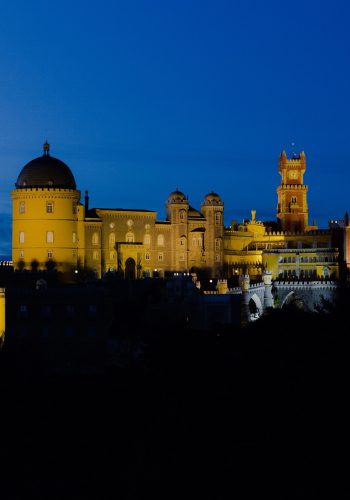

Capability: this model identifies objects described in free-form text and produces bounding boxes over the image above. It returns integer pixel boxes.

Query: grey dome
[16,143,76,189]
[167,189,188,204]
[202,191,222,205]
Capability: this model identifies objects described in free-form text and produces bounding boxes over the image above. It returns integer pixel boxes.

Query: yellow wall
[12,188,81,272]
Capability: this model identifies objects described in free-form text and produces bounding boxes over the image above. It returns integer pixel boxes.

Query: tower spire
[43,140,50,156]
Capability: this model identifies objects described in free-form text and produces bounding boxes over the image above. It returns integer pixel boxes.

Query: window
[41,305,51,318]
[88,305,97,317]
[47,250,53,259]
[19,250,24,259]
[291,196,297,204]
[19,231,25,244]
[19,201,25,214]
[158,252,164,262]
[92,232,99,245]
[215,212,222,224]
[93,250,99,261]
[126,232,135,243]
[19,305,28,317]
[46,201,54,213]
[198,238,202,248]
[110,251,115,261]
[72,202,77,214]
[72,232,77,243]
[215,239,221,251]
[66,305,75,317]
[157,234,164,246]
[215,254,220,262]
[109,233,115,247]
[144,234,151,246]
[180,237,186,246]
[180,210,186,222]
[46,231,54,243]
[145,252,150,261]
[192,238,196,247]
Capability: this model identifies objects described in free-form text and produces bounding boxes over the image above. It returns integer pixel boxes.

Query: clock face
[288,170,298,179]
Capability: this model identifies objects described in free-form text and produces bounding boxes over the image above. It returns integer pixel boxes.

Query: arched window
[144,234,151,246]
[180,237,186,246]
[145,252,150,261]
[215,212,222,224]
[126,232,135,243]
[109,233,115,247]
[19,231,25,244]
[157,234,164,246]
[19,201,25,214]
[72,232,77,243]
[179,210,186,222]
[46,201,54,213]
[46,231,54,243]
[92,232,99,245]
[93,250,99,260]
[215,238,221,251]
[110,251,115,261]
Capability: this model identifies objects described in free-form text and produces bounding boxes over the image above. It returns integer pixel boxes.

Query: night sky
[1,0,350,256]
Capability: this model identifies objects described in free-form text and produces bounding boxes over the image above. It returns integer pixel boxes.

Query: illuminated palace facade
[11,143,346,282]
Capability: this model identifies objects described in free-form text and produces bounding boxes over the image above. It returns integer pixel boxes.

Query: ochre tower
[276,150,313,232]
[11,142,83,274]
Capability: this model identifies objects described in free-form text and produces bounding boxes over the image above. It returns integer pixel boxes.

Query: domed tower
[12,142,82,273]
[201,192,224,276]
[166,189,189,271]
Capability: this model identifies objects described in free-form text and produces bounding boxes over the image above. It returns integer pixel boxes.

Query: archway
[125,257,136,279]
[281,291,305,310]
[249,293,263,321]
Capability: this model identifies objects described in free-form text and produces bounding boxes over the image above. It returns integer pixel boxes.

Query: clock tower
[276,150,315,232]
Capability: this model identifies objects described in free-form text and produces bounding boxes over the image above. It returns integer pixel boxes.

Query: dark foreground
[0,308,349,499]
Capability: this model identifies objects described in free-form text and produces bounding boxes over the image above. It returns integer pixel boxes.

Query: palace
[10,143,349,283]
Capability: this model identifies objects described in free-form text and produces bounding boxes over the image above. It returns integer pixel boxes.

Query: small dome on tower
[202,191,222,205]
[15,142,76,189]
[167,189,187,204]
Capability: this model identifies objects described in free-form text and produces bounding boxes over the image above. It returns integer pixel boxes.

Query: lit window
[72,232,77,243]
[19,201,25,214]
[46,201,54,213]
[19,231,25,244]
[144,234,151,246]
[47,250,53,259]
[145,252,150,261]
[92,232,99,245]
[157,234,164,246]
[126,232,135,243]
[158,253,164,262]
[46,231,54,243]
[109,233,115,247]
[93,250,99,260]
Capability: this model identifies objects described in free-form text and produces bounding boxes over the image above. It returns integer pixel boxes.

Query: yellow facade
[10,145,341,282]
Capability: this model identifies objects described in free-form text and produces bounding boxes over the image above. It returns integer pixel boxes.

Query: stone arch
[249,293,263,321]
[281,291,305,310]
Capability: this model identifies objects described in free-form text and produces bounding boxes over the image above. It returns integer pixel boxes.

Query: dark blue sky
[1,0,350,255]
